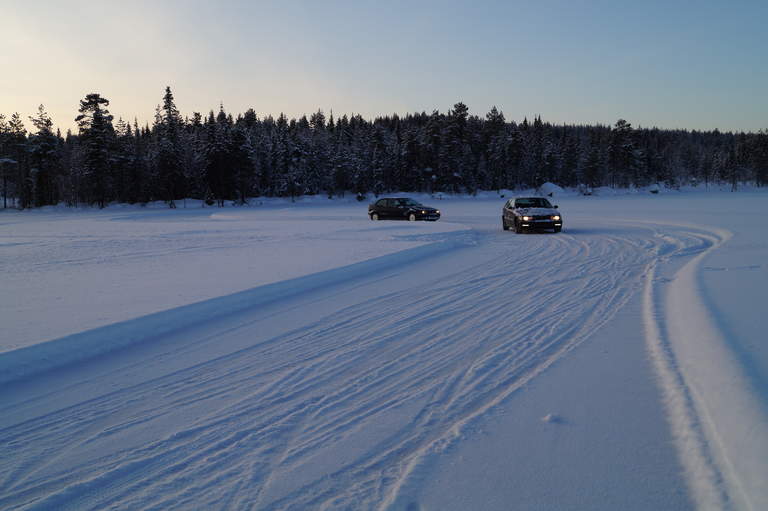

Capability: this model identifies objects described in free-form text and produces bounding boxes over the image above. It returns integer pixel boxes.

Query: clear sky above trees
[2,0,767,133]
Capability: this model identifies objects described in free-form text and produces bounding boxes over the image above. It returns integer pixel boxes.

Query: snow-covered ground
[1,189,766,510]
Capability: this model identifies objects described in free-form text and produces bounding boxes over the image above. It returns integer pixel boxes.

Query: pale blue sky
[2,0,766,132]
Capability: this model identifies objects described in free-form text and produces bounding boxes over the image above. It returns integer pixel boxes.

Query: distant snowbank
[4,182,764,214]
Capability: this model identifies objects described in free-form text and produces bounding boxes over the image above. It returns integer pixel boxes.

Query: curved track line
[643,222,768,510]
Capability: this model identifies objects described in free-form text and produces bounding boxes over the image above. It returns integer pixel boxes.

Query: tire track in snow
[642,223,768,511]
[0,225,696,510]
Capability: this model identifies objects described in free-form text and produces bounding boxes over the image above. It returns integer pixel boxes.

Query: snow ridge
[0,237,469,386]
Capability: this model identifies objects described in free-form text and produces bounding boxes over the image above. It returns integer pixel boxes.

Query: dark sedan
[368,198,441,221]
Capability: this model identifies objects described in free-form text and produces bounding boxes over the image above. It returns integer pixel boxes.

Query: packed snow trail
[642,223,768,511]
[0,215,758,509]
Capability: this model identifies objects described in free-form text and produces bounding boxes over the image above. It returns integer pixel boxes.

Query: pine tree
[607,119,637,188]
[5,113,29,208]
[581,135,604,190]
[752,130,768,186]
[75,93,115,207]
[153,86,185,207]
[28,105,62,206]
[0,114,19,208]
[201,106,239,205]
[230,125,255,204]
[484,106,507,192]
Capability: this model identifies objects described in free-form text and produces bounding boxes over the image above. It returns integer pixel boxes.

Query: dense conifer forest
[1,87,767,209]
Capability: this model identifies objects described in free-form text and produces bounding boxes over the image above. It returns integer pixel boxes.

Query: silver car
[502,197,563,233]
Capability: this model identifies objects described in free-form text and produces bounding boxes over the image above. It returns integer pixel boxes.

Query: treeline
[1,87,767,209]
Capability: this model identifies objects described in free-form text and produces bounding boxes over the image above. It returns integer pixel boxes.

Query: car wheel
[372,213,379,221]
[408,213,416,221]
[502,218,509,231]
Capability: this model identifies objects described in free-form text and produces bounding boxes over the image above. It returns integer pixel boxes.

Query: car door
[381,199,395,218]
[393,199,410,218]
[503,200,514,222]
[380,199,398,218]
[372,199,386,218]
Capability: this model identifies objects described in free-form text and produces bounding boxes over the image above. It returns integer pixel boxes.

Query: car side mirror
[554,205,558,209]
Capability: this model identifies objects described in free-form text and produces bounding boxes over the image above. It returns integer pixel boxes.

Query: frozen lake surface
[1,189,766,510]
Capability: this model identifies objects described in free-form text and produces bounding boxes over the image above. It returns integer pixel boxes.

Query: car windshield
[397,199,422,207]
[515,198,552,208]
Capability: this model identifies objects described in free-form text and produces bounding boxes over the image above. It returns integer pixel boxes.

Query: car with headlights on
[368,197,441,221]
[502,196,562,233]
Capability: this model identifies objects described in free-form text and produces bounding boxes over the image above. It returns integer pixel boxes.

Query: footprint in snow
[541,413,566,424]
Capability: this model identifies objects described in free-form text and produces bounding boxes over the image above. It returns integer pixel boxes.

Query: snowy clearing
[1,189,767,510]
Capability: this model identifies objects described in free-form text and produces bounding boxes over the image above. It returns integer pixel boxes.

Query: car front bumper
[519,220,561,230]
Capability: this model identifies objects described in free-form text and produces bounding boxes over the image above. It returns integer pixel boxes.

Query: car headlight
[552,215,561,221]
[522,216,532,221]
[421,210,426,214]
[436,210,440,214]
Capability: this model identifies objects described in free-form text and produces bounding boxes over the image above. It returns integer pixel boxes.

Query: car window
[515,198,552,208]
[376,199,386,207]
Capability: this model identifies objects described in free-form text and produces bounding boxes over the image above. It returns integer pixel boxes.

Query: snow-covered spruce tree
[581,133,605,190]
[560,133,581,188]
[484,106,507,192]
[75,93,115,208]
[308,109,331,196]
[4,113,29,208]
[230,123,254,205]
[233,108,262,202]
[540,138,561,187]
[505,123,524,190]
[110,118,133,204]
[521,116,546,189]
[752,130,768,187]
[27,105,63,207]
[0,114,19,208]
[202,108,235,206]
[440,102,470,193]
[422,111,442,193]
[182,112,207,202]
[151,87,185,208]
[607,119,642,188]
